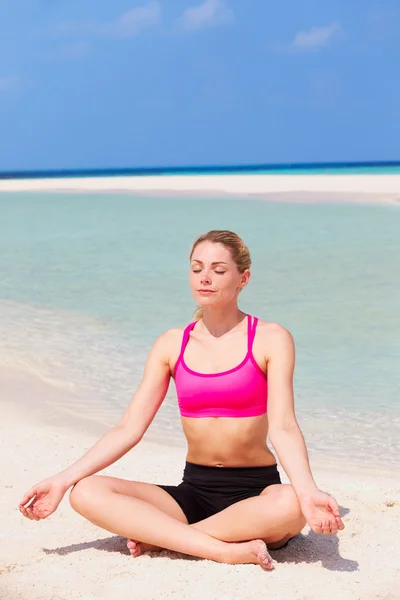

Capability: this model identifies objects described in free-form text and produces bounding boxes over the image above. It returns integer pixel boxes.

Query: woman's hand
[299,489,345,535]
[19,476,69,521]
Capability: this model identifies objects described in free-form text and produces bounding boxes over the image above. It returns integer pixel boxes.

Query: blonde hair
[189,230,251,320]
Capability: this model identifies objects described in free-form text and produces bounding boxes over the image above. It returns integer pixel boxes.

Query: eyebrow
[191,260,228,266]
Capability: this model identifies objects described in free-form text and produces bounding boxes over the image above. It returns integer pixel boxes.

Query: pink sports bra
[174,314,268,418]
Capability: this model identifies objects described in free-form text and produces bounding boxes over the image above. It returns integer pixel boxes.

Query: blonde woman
[20,230,344,570]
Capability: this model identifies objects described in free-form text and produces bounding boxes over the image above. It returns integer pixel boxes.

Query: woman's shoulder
[163,326,186,342]
[148,326,187,369]
[255,318,294,345]
[152,326,185,353]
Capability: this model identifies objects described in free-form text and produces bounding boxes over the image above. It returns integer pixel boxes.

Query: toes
[127,539,143,558]
[256,540,275,571]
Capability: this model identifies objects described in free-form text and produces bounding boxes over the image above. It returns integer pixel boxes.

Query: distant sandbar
[1,173,400,206]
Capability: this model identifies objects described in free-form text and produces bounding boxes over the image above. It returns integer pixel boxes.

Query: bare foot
[226,539,275,570]
[127,539,162,557]
[127,537,274,570]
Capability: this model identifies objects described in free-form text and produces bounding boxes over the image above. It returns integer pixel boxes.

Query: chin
[194,295,214,304]
[197,300,220,310]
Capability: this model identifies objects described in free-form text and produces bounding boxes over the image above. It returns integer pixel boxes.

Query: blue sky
[1,0,400,170]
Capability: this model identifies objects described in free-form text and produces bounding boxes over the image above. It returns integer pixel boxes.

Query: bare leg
[193,484,306,544]
[128,483,305,556]
[69,477,274,569]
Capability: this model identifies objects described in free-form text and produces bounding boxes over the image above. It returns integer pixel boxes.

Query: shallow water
[1,192,399,470]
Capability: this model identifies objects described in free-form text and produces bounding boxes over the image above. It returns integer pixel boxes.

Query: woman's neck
[200,305,247,338]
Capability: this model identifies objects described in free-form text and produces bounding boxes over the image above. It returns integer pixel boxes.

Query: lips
[198,289,215,293]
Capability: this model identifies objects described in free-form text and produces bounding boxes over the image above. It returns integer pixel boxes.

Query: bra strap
[247,315,258,353]
[178,321,197,360]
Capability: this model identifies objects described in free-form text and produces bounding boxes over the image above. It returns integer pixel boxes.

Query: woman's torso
[168,314,277,467]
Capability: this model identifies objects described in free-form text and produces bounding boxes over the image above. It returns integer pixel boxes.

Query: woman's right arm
[56,331,174,489]
[19,330,175,515]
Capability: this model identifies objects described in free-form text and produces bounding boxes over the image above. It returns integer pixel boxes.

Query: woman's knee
[282,486,307,531]
[69,475,103,511]
[264,484,306,528]
[282,486,306,525]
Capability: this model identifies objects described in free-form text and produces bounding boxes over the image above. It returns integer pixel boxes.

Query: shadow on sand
[43,505,357,571]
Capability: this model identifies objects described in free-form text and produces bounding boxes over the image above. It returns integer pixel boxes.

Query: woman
[19,230,344,570]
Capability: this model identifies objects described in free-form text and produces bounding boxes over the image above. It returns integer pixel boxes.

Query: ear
[240,269,251,288]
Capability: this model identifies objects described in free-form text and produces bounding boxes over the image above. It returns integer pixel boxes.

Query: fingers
[19,488,36,509]
[315,520,332,535]
[326,497,345,532]
[327,497,341,518]
[328,498,345,531]
[19,494,35,519]
[26,506,41,521]
[19,497,54,520]
[19,505,30,519]
[19,502,37,520]
[19,487,45,521]
[322,520,331,535]
[328,519,338,535]
[19,494,42,521]
[312,517,342,535]
[336,515,345,530]
[19,502,44,521]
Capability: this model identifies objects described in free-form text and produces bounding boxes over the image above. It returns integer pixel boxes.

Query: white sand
[1,173,400,205]
[1,366,399,600]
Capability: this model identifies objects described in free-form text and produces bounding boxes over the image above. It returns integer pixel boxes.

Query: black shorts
[157,461,282,524]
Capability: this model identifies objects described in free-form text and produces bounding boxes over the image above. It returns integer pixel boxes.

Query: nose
[200,270,212,285]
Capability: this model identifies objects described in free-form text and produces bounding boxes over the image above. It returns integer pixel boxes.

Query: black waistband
[185,461,278,472]
[182,461,280,487]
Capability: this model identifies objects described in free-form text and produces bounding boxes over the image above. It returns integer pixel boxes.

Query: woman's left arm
[266,324,345,535]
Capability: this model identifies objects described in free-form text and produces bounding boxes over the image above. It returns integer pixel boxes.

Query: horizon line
[1,159,400,180]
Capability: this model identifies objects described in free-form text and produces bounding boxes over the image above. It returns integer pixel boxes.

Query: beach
[1,175,400,599]
[2,0,400,589]
[1,365,399,600]
[1,172,400,205]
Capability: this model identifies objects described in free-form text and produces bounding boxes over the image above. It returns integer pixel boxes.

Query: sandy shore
[1,366,399,600]
[1,173,400,205]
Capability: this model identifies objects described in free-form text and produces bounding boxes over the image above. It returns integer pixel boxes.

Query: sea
[1,162,399,473]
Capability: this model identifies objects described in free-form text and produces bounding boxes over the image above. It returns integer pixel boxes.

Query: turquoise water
[1,162,400,179]
[0,191,399,471]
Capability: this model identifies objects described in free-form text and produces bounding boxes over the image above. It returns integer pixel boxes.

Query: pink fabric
[174,315,268,418]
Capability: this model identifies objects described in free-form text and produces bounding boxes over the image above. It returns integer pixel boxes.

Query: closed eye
[192,269,226,274]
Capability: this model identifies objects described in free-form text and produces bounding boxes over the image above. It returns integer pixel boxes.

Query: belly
[181,414,277,467]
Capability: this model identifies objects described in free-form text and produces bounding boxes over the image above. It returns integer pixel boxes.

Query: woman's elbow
[268,421,300,441]
[113,421,145,447]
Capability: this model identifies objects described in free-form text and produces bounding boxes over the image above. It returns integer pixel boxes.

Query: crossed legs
[69,475,306,568]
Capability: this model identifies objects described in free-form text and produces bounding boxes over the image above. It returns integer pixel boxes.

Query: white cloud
[0,75,21,93]
[110,2,161,38]
[292,22,341,50]
[181,0,233,32]
[56,2,161,39]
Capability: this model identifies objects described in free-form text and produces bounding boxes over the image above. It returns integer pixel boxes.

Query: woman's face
[189,241,250,309]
